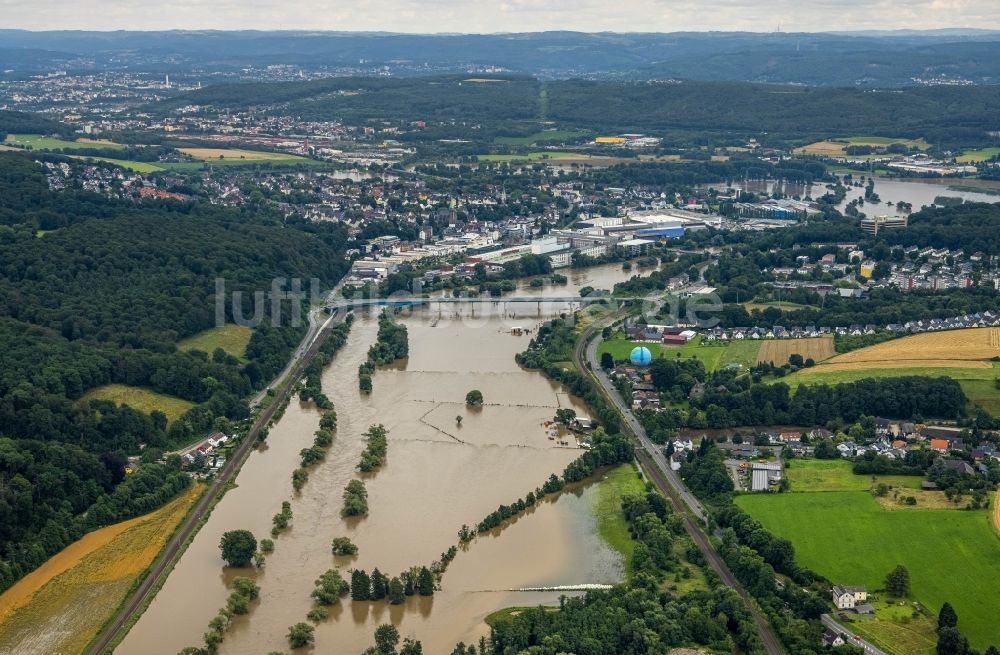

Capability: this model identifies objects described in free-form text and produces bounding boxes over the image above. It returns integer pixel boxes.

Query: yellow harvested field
[830,328,1000,364]
[0,484,202,655]
[178,147,301,161]
[757,337,836,365]
[813,359,992,372]
[794,141,849,156]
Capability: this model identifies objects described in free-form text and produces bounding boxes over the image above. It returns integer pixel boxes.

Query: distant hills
[2,30,1000,86]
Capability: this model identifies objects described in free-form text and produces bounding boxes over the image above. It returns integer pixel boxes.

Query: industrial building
[751,462,783,491]
[860,215,908,236]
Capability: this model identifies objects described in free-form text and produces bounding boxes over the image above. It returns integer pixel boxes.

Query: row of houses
[702,311,1000,342]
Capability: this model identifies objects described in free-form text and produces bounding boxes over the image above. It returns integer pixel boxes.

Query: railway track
[572,303,785,655]
[85,310,346,655]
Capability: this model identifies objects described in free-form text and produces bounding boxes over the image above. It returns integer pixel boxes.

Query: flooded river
[700,177,1000,212]
[116,264,633,655]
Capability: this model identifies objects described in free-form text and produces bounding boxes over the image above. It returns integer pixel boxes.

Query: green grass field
[598,334,759,373]
[785,459,923,493]
[849,599,938,655]
[843,136,930,149]
[956,147,1000,163]
[158,159,330,172]
[495,130,590,146]
[67,155,164,173]
[736,490,1000,650]
[783,363,1000,415]
[591,464,646,572]
[476,151,580,162]
[80,384,194,424]
[177,324,253,360]
[4,134,125,151]
[718,340,762,369]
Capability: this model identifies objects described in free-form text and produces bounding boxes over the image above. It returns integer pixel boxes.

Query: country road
[572,295,786,655]
[85,308,347,655]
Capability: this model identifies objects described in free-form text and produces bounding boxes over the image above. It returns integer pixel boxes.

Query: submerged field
[590,464,646,571]
[178,323,253,360]
[736,486,1000,651]
[0,484,202,655]
[783,329,1000,414]
[80,384,194,424]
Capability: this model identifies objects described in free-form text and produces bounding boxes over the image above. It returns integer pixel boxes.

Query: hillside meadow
[736,488,1000,651]
[80,384,195,424]
[178,323,253,361]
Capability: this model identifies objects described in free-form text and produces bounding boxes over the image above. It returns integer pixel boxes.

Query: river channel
[116,263,635,655]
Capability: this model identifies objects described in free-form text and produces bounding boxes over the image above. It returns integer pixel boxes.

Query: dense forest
[0,109,73,141]
[5,30,1000,87]
[158,76,1000,148]
[0,152,351,594]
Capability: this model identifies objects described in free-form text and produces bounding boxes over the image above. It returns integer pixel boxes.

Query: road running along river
[116,263,637,655]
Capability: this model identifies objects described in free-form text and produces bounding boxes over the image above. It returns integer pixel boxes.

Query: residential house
[832,585,867,610]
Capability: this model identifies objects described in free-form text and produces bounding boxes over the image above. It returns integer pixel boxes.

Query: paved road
[573,302,785,655]
[85,309,348,655]
[821,614,888,655]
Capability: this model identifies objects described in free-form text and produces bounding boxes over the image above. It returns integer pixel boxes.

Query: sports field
[736,489,1000,651]
[0,484,201,655]
[757,336,836,365]
[177,147,308,162]
[4,134,126,151]
[782,329,1000,414]
[80,384,194,423]
[598,335,760,372]
[178,323,253,360]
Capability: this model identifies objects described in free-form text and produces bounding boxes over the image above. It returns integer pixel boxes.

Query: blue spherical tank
[629,346,653,366]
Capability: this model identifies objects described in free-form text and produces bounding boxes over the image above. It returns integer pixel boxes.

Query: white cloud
[1,0,998,31]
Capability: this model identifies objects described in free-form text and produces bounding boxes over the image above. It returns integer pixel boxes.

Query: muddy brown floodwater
[116,263,635,655]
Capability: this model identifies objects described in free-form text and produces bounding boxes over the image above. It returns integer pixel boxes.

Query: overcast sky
[3,0,999,32]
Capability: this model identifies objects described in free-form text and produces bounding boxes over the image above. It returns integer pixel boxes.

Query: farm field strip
[0,485,202,655]
[177,147,308,161]
[66,155,164,172]
[756,336,835,365]
[811,359,992,371]
[4,134,126,151]
[829,328,1000,363]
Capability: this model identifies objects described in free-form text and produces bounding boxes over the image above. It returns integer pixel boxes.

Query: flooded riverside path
[116,264,635,655]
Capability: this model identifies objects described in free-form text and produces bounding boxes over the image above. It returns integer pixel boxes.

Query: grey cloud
[1,0,998,31]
